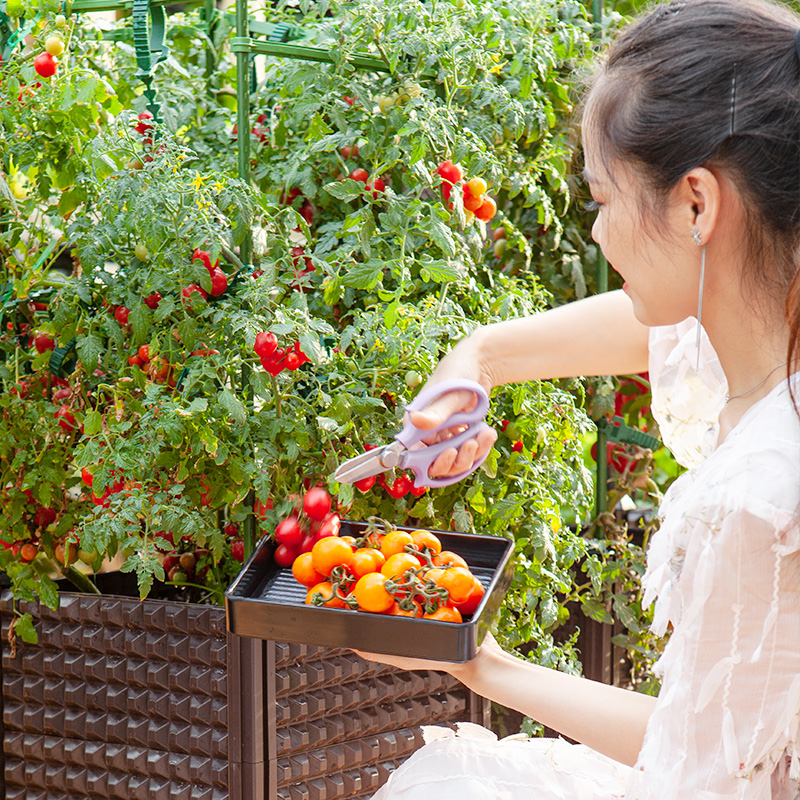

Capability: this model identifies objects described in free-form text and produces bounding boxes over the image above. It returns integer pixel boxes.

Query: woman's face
[582,134,701,327]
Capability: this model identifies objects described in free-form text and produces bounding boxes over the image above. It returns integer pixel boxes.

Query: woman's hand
[353,632,506,684]
[405,333,498,481]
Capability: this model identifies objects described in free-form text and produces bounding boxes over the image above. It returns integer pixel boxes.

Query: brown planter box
[0,589,488,800]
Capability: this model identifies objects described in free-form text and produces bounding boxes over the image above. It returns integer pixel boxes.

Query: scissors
[334,379,491,488]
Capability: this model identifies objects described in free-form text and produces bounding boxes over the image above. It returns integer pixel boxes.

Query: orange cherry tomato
[381,552,421,579]
[411,530,442,554]
[353,573,395,613]
[432,550,468,569]
[454,576,486,616]
[305,581,347,608]
[292,552,324,587]
[389,600,423,617]
[422,567,446,586]
[311,536,354,576]
[439,567,477,605]
[350,548,383,578]
[475,196,497,222]
[380,530,414,558]
[341,535,357,547]
[423,605,463,623]
[463,190,484,212]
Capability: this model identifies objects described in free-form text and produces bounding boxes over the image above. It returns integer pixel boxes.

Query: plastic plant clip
[49,337,77,379]
[132,0,169,122]
[597,415,661,451]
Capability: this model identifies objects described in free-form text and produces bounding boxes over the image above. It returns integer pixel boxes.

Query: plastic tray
[225,520,514,663]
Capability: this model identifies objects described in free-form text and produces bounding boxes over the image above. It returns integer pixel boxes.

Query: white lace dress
[371,319,800,800]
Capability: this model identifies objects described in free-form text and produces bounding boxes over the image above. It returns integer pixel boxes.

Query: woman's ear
[682,166,721,243]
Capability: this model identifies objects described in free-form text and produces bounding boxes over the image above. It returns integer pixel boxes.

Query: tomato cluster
[271,487,341,567]
[287,520,485,622]
[436,160,498,223]
[254,330,310,376]
[351,446,426,498]
[347,168,386,200]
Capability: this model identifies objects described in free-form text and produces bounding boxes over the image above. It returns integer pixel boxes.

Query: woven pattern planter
[0,591,488,800]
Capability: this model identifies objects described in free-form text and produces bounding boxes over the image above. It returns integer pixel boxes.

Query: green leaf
[426,214,456,258]
[76,333,104,372]
[341,261,384,290]
[219,387,246,426]
[324,179,365,202]
[14,613,38,644]
[581,597,613,625]
[83,410,103,436]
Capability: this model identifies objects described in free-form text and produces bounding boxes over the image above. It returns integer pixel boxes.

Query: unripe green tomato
[45,35,65,56]
[405,370,422,389]
[504,421,520,440]
[5,0,25,18]
[55,14,67,26]
[377,95,395,113]
[78,548,97,565]
[134,243,149,261]
[535,427,547,447]
[493,239,506,258]
[9,174,29,200]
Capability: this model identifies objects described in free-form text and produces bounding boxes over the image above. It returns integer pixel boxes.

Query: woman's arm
[456,637,655,767]
[356,633,655,767]
[411,289,650,478]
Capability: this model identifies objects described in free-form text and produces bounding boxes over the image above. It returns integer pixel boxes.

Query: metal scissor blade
[333,442,404,484]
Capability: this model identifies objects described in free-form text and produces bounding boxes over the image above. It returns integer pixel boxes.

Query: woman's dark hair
[585,0,800,389]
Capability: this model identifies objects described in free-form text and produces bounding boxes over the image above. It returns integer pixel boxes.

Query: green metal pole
[235,0,252,266]
[592,0,609,519]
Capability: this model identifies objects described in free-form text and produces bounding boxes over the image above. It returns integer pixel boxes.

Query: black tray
[225,520,515,663]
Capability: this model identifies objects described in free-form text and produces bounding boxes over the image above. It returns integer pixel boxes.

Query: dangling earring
[691,227,705,370]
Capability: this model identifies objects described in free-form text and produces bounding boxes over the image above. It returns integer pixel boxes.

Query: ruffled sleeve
[630,384,800,799]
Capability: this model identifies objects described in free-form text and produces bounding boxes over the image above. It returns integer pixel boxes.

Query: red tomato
[437,160,463,185]
[303,487,331,521]
[115,306,130,326]
[138,344,150,362]
[192,249,214,274]
[368,178,386,199]
[134,111,154,135]
[315,513,341,540]
[354,475,376,492]
[254,331,278,357]
[210,268,228,296]
[144,292,162,310]
[349,168,369,183]
[181,284,208,305]
[285,351,301,370]
[34,333,55,353]
[273,543,298,568]
[231,540,245,562]
[275,516,302,547]
[54,406,76,433]
[34,53,57,78]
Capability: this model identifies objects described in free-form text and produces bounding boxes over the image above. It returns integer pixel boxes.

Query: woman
[358,0,800,797]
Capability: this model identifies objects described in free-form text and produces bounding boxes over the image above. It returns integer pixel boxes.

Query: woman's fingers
[428,425,497,478]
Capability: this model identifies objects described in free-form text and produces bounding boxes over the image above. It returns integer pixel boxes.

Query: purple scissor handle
[333,379,492,489]
[396,379,491,488]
